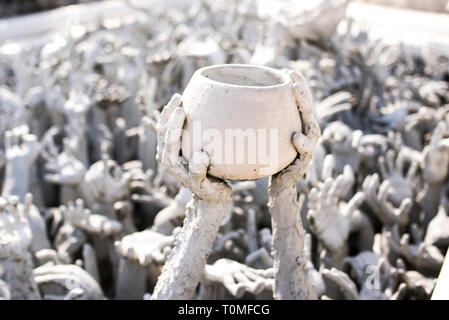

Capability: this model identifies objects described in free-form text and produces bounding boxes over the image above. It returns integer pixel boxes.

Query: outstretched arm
[151,94,232,300]
[268,70,320,300]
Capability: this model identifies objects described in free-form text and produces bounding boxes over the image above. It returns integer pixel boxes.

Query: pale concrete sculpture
[307,169,365,253]
[0,195,41,299]
[149,93,233,299]
[1,125,40,201]
[420,121,449,230]
[180,64,303,180]
[33,263,104,300]
[60,199,123,237]
[2,0,449,301]
[150,67,319,300]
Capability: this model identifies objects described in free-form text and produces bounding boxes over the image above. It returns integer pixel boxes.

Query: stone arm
[267,70,320,300]
[150,94,232,300]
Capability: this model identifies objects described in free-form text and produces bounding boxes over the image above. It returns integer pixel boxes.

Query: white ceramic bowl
[181,64,302,180]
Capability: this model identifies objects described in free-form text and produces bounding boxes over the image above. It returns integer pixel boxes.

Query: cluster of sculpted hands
[1,0,449,300]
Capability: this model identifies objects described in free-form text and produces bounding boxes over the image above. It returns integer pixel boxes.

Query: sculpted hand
[4,125,40,167]
[156,93,231,202]
[421,121,449,185]
[418,81,448,107]
[2,126,40,199]
[42,129,86,186]
[321,121,363,173]
[115,229,175,266]
[307,170,365,253]
[203,258,273,298]
[378,149,417,207]
[385,225,444,276]
[270,70,320,188]
[362,173,412,227]
[0,195,33,255]
[60,199,122,237]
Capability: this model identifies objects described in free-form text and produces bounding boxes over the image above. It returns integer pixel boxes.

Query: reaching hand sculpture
[116,229,175,266]
[43,134,131,214]
[342,251,391,300]
[60,199,122,237]
[150,187,192,235]
[418,80,448,108]
[202,258,273,298]
[0,195,41,299]
[363,174,412,228]
[378,149,418,207]
[420,121,449,229]
[384,225,444,276]
[150,94,232,300]
[33,263,104,300]
[1,125,40,200]
[267,70,320,300]
[115,228,177,300]
[321,121,363,173]
[41,129,86,187]
[307,169,365,253]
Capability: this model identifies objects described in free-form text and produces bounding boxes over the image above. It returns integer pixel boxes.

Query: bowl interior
[200,65,287,87]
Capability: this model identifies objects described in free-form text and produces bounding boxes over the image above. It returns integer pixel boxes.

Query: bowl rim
[195,64,291,90]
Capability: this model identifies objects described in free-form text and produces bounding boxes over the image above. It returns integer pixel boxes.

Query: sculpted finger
[150,250,166,265]
[162,107,185,167]
[406,161,418,180]
[158,93,182,129]
[143,116,157,133]
[251,268,274,278]
[329,175,345,206]
[369,173,380,193]
[341,165,355,197]
[189,151,209,181]
[322,154,335,181]
[292,132,313,155]
[344,192,365,218]
[342,165,355,186]
[308,188,319,210]
[386,150,395,175]
[75,198,84,213]
[320,178,333,205]
[222,274,245,298]
[398,198,412,226]
[24,193,33,212]
[351,130,363,148]
[378,156,388,179]
[289,71,319,143]
[156,94,183,161]
[396,151,406,175]
[430,122,446,152]
[289,70,313,113]
[378,180,390,203]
